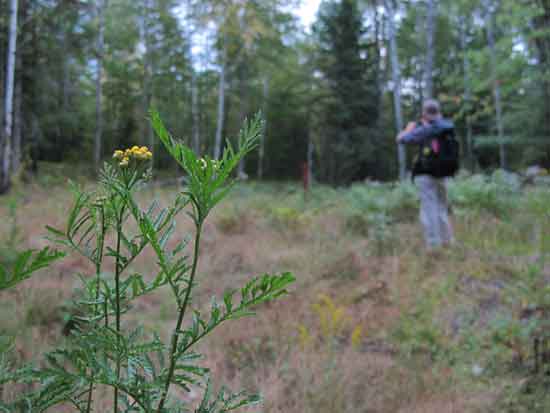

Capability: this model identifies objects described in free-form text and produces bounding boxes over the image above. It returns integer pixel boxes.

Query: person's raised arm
[396,121,417,143]
[398,119,454,145]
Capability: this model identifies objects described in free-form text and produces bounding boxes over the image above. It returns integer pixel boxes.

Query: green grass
[1,173,550,412]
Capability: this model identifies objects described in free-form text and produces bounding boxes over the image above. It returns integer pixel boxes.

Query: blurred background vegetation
[0,0,549,192]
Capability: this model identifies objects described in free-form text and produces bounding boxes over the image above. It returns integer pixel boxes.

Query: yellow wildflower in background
[298,324,312,349]
[313,294,349,339]
[351,326,363,349]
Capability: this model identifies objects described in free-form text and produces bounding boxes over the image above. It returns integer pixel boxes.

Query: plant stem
[86,206,106,413]
[157,221,202,412]
[114,207,124,413]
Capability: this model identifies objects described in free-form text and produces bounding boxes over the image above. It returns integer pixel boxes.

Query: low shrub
[448,170,521,217]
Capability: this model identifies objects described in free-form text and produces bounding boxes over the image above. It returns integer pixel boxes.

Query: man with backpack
[396,99,458,250]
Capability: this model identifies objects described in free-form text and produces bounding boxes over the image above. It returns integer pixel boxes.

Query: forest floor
[1,169,550,412]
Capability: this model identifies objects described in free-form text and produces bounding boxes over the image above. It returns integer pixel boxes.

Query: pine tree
[314,0,381,184]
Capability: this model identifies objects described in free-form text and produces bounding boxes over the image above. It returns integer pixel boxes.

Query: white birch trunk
[1,0,18,192]
[374,1,384,114]
[191,70,200,155]
[484,0,506,169]
[94,0,106,173]
[237,8,248,178]
[237,71,247,177]
[184,0,200,156]
[213,42,226,161]
[385,0,406,181]
[258,77,268,179]
[140,0,154,165]
[423,0,436,99]
[12,57,22,175]
[460,17,474,170]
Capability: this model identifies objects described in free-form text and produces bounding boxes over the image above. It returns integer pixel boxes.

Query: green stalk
[86,206,106,413]
[113,206,125,413]
[157,221,202,412]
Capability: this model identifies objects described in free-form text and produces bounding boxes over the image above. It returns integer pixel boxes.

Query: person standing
[396,99,457,249]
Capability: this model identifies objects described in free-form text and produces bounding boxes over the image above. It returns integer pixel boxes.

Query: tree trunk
[62,24,70,114]
[1,0,19,193]
[385,0,406,181]
[484,0,506,169]
[191,69,200,155]
[533,0,550,161]
[94,0,106,174]
[307,118,314,188]
[140,0,154,166]
[11,0,25,177]
[258,77,268,179]
[374,0,385,118]
[423,0,436,99]
[213,42,226,161]
[415,6,424,110]
[30,8,39,175]
[460,17,474,170]
[237,65,248,177]
[12,52,22,176]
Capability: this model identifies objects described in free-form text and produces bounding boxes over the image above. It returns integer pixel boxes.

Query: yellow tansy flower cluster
[113,146,152,167]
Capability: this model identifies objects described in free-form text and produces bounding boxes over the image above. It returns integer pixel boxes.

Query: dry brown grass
[0,181,524,412]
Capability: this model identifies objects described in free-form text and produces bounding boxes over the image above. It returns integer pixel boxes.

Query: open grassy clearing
[1,172,550,412]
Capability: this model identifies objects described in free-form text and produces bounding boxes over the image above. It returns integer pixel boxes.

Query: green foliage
[344,182,418,254]
[0,112,294,412]
[150,109,263,223]
[392,289,448,359]
[0,198,20,269]
[448,170,521,217]
[0,247,65,292]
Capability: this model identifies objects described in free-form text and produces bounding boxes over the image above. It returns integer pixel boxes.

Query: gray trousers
[415,175,454,248]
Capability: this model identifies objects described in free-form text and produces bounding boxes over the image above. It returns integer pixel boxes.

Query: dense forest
[0,0,549,191]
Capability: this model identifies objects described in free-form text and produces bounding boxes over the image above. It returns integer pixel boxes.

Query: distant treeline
[0,0,549,192]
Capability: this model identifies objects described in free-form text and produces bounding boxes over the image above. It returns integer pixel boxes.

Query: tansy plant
[0,110,294,412]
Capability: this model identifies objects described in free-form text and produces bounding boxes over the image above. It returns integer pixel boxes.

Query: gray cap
[422,99,441,121]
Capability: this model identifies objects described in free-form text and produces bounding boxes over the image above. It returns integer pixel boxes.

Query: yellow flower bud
[146,151,153,159]
[113,150,124,160]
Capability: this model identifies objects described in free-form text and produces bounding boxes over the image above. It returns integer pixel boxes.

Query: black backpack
[412,125,460,179]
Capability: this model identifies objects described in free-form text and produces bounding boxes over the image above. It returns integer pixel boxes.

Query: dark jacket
[400,118,454,145]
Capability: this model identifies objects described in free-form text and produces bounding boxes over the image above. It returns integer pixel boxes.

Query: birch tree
[484,0,507,169]
[139,0,156,167]
[385,0,406,180]
[423,0,437,99]
[459,15,474,169]
[1,0,18,193]
[532,0,550,150]
[213,40,226,161]
[258,76,268,179]
[94,0,106,173]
